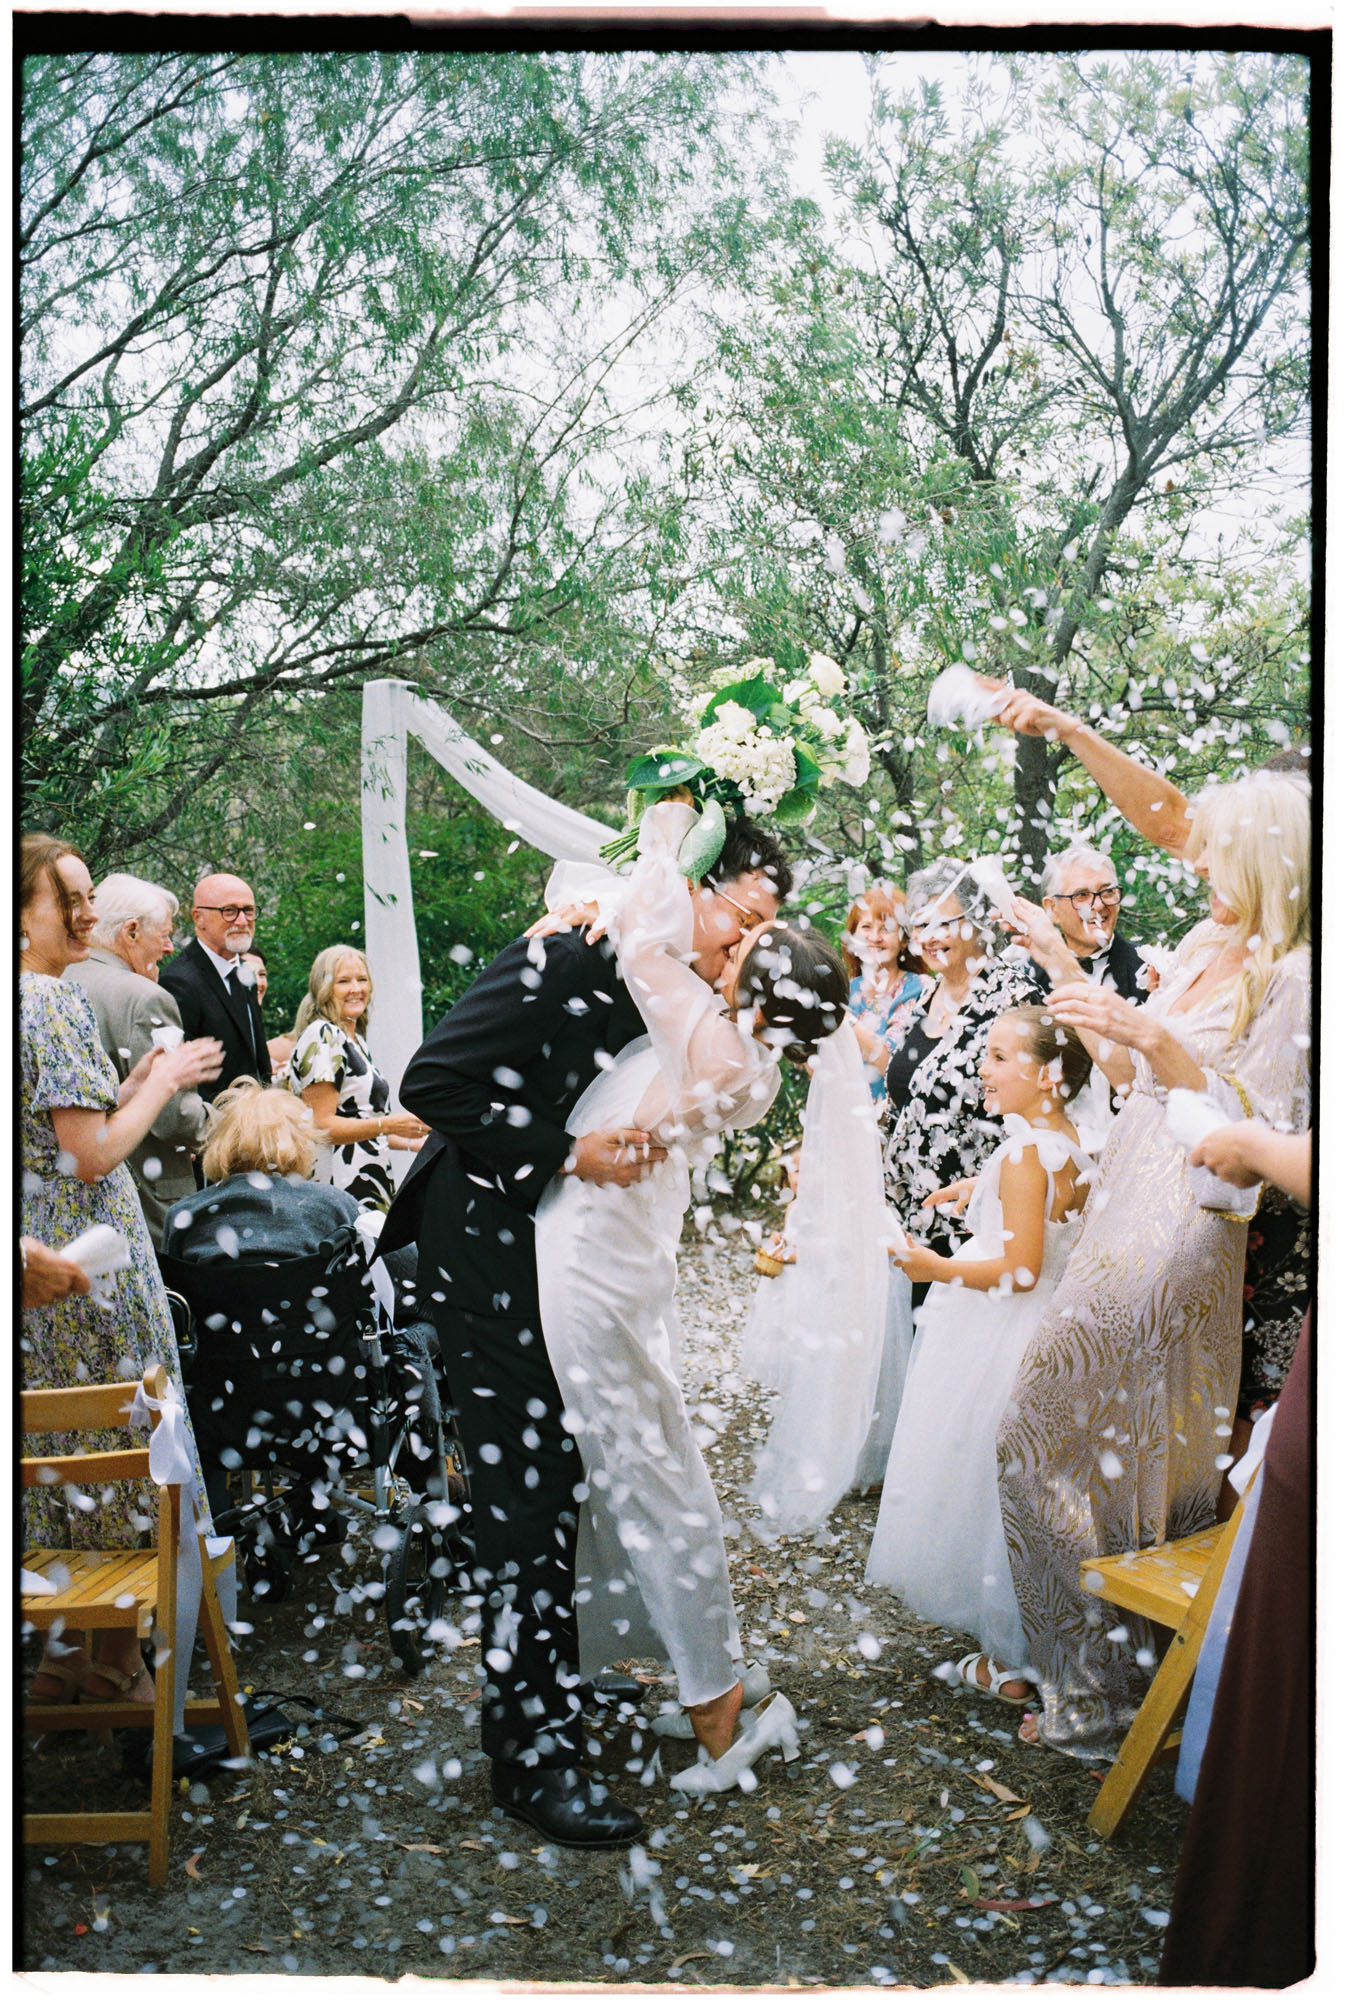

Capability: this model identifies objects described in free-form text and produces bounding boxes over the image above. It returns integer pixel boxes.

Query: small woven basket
[753,1248,786,1279]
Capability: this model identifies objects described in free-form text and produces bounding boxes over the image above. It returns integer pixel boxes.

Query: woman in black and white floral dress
[287,947,427,1212]
[883,861,1046,1277]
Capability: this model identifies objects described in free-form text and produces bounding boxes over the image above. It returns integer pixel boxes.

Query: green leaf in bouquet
[793,739,823,787]
[766,702,798,732]
[699,673,779,725]
[623,749,707,791]
[772,784,818,824]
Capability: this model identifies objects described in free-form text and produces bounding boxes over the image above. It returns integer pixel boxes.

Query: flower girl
[866,1004,1093,1705]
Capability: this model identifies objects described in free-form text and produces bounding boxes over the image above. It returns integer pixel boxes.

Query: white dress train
[865,1117,1091,1669]
[746,1025,899,1537]
[534,806,780,1706]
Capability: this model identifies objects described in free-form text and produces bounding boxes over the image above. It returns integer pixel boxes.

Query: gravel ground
[21,1219,1187,1984]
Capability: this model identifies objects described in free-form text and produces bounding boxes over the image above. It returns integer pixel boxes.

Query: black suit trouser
[429,1299,585,1769]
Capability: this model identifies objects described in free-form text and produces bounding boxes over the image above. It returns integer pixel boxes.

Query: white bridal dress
[866,1117,1092,1669]
[534,804,780,1705]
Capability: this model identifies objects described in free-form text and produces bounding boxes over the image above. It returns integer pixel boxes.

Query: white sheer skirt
[535,1041,743,1705]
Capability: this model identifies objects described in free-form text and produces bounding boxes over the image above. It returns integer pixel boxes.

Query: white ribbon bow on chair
[129,1375,237,1732]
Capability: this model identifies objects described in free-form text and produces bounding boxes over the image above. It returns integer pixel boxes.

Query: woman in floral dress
[21,834,220,1704]
[882,860,1046,1274]
[287,947,426,1212]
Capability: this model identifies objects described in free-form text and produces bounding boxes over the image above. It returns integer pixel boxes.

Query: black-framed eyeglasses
[196,903,257,921]
[1047,887,1121,911]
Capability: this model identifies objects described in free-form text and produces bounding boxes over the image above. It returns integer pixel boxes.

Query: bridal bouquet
[602,652,871,871]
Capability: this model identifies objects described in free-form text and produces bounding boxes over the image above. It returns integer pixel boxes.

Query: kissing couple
[382,800,868,1847]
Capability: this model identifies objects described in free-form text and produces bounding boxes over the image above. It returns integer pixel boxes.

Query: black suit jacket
[1079,929,1150,1004]
[382,928,645,1321]
[160,938,270,1099]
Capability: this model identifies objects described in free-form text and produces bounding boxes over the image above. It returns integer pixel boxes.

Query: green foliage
[22,46,1312,1167]
[21,49,772,854]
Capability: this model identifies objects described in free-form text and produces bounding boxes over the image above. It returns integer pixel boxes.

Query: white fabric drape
[361,679,611,1091]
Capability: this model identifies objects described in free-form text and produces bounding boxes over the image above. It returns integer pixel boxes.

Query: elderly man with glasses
[68,872,223,1234]
[1040,845,1151,1002]
[160,872,272,1100]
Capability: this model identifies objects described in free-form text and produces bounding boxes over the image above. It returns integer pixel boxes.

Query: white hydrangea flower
[696,717,796,813]
[811,707,844,740]
[696,699,757,748]
[808,651,848,697]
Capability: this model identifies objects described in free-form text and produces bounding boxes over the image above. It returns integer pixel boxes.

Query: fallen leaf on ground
[974,1895,1060,1912]
[184,1853,205,1879]
[968,1772,1026,1805]
[670,1950,714,1970]
[398,1843,448,1855]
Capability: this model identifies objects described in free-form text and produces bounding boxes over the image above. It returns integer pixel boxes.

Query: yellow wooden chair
[1079,1475,1257,1837]
[22,1364,250,1885]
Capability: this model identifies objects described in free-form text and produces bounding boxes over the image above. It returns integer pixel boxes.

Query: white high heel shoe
[669,1693,800,1796]
[651,1661,773,1740]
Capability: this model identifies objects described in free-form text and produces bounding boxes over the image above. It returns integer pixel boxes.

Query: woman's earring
[19,933,29,951]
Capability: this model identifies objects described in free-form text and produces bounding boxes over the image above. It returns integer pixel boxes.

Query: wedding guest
[69,873,211,1236]
[1160,1125,1312,1988]
[240,949,294,1075]
[160,872,271,1097]
[841,885,930,1104]
[1039,844,1148,996]
[990,684,1312,1466]
[163,1081,443,1518]
[21,833,216,1707]
[165,1080,362,1261]
[883,859,1046,1275]
[997,770,1310,1759]
[286,947,427,1212]
[869,1005,1093,1701]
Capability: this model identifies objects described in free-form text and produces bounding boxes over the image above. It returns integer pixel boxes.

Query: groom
[382,819,791,1847]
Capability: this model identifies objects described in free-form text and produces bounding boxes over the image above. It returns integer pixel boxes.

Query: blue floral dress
[21,972,205,1545]
[848,970,930,1105]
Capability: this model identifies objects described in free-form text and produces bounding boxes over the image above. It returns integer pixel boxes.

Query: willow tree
[669,48,1312,883]
[20,48,767,864]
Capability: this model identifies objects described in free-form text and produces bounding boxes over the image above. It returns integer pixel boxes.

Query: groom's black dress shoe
[490,1763,644,1849]
[578,1672,648,1713]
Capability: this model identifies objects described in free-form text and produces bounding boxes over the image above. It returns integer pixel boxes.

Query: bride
[533,801,849,1793]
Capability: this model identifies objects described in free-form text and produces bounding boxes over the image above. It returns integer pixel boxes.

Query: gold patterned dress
[994,928,1311,1757]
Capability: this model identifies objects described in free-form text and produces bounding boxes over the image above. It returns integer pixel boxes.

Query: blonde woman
[163,1079,363,1262]
[996,771,1311,1759]
[286,947,426,1211]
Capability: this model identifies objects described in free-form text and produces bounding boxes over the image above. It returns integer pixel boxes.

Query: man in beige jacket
[69,873,221,1238]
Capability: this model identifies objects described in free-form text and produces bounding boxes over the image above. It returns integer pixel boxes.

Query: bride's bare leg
[687,1680,744,1761]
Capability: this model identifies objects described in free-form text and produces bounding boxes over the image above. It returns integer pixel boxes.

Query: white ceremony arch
[361,679,610,1091]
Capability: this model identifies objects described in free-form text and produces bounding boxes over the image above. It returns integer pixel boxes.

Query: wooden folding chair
[22,1363,250,1886]
[1079,1475,1257,1837]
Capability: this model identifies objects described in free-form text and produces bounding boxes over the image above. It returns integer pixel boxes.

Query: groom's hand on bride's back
[564,1127,668,1185]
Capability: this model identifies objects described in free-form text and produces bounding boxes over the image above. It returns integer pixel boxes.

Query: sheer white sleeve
[608,802,780,1140]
